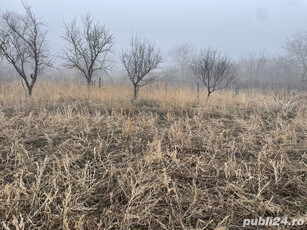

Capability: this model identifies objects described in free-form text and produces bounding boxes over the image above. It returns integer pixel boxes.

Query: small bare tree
[283,29,307,91]
[62,14,114,87]
[0,4,51,96]
[121,35,163,99]
[190,47,236,97]
[169,43,195,81]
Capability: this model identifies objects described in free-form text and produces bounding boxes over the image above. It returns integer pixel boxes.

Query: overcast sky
[1,0,307,60]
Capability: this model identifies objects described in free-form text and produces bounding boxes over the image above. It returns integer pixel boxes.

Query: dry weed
[0,82,306,229]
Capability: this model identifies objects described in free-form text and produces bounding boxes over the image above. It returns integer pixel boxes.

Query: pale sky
[1,0,307,60]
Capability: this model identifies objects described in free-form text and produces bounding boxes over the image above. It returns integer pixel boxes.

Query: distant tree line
[0,3,306,98]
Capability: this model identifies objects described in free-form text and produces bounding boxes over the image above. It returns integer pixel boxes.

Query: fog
[1,0,307,90]
[1,0,307,59]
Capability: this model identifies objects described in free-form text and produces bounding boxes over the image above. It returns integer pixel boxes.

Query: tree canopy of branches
[121,35,163,99]
[0,3,51,96]
[62,14,114,87]
[238,51,297,90]
[283,29,307,91]
[169,43,194,81]
[190,47,236,97]
[239,51,271,89]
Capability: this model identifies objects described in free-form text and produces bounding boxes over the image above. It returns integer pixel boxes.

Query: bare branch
[61,14,114,86]
[0,3,51,96]
[190,47,236,97]
[283,29,307,91]
[120,34,163,99]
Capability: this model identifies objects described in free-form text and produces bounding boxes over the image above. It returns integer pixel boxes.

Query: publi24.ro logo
[243,216,305,227]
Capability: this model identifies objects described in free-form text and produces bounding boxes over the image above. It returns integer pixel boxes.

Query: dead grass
[0,81,306,229]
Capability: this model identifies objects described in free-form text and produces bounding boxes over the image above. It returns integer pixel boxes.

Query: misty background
[1,0,307,90]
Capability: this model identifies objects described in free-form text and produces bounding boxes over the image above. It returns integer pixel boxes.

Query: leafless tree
[190,47,236,97]
[240,51,268,76]
[169,43,195,81]
[62,14,114,88]
[121,35,163,99]
[0,3,51,96]
[238,51,270,89]
[271,56,300,91]
[237,51,299,91]
[283,29,307,91]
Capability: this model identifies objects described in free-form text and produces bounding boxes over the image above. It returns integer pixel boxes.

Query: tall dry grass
[0,81,306,229]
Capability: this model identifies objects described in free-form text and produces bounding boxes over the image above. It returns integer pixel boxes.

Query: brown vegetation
[0,82,306,229]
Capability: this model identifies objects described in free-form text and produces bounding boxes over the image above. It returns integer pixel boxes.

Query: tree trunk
[98,77,102,89]
[86,77,92,95]
[87,78,92,88]
[207,90,211,97]
[133,85,139,99]
[28,86,33,96]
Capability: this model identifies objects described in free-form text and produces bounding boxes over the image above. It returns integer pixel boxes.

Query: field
[0,82,307,229]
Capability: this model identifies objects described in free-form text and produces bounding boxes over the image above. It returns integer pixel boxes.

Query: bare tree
[0,3,51,96]
[121,35,163,99]
[237,51,299,91]
[283,29,307,91]
[169,43,195,82]
[238,51,270,89]
[190,47,236,97]
[62,14,114,88]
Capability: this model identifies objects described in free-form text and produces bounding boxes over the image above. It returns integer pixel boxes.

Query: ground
[0,82,306,229]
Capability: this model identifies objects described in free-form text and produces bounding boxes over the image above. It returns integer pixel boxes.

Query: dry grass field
[0,81,307,229]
